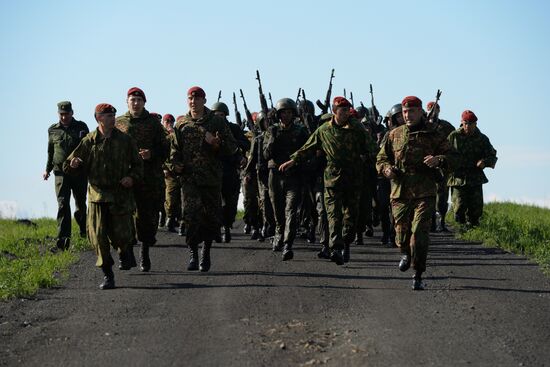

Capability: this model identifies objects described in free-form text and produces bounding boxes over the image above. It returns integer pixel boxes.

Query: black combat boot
[282,243,294,261]
[342,243,350,263]
[399,253,411,272]
[56,237,70,251]
[412,271,424,290]
[187,245,199,271]
[250,227,259,240]
[381,232,389,246]
[307,227,316,244]
[437,217,450,233]
[257,229,265,242]
[222,226,231,243]
[365,225,374,237]
[179,223,186,236]
[355,232,364,246]
[330,249,344,266]
[119,245,137,270]
[199,241,211,272]
[140,243,151,272]
[244,224,251,234]
[167,217,177,233]
[159,211,166,227]
[317,245,331,259]
[99,266,115,290]
[272,235,283,252]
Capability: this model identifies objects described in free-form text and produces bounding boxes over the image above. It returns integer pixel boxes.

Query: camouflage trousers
[325,186,359,251]
[436,181,450,218]
[87,202,133,268]
[257,169,275,232]
[182,182,222,246]
[315,184,329,246]
[268,171,301,245]
[356,181,374,234]
[54,173,87,239]
[391,197,435,273]
[242,173,261,228]
[164,174,182,219]
[451,185,483,226]
[134,180,164,245]
[377,177,395,240]
[221,170,241,227]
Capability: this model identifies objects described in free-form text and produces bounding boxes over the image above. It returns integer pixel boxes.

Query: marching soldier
[115,87,170,272]
[447,110,497,227]
[63,103,143,289]
[161,113,182,233]
[43,101,89,250]
[376,96,458,290]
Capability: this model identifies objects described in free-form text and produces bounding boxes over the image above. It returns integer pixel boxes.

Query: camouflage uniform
[376,122,457,273]
[242,130,261,233]
[291,117,377,255]
[163,131,182,227]
[170,108,238,248]
[63,128,143,267]
[263,122,309,250]
[46,117,89,244]
[447,126,497,226]
[115,109,170,245]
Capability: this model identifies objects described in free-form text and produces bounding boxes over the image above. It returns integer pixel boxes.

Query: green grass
[450,202,550,274]
[0,219,90,300]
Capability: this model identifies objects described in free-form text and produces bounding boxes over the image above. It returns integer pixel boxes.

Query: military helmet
[256,111,267,125]
[211,102,229,116]
[389,104,402,117]
[298,99,315,115]
[275,98,298,115]
[355,105,368,116]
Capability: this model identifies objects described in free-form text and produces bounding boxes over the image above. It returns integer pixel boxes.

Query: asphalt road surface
[1,223,549,367]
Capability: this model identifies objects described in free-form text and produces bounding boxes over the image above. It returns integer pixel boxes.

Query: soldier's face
[163,120,174,131]
[188,95,206,116]
[59,112,73,125]
[334,106,350,125]
[463,121,476,135]
[213,111,226,119]
[403,106,423,126]
[279,109,294,125]
[97,113,116,131]
[127,96,145,116]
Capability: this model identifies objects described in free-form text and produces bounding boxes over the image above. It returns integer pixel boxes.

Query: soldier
[280,97,377,265]
[161,113,182,233]
[426,101,456,232]
[376,96,457,290]
[171,86,238,272]
[211,101,250,243]
[241,113,262,240]
[43,101,89,250]
[63,103,143,289]
[447,110,497,227]
[263,98,309,261]
[115,87,170,272]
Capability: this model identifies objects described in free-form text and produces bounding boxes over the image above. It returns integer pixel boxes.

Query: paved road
[1,223,549,367]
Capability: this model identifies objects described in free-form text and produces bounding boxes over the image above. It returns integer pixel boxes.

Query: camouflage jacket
[376,122,458,199]
[430,118,455,138]
[46,119,89,174]
[263,122,308,172]
[63,129,143,211]
[447,126,497,187]
[244,128,267,178]
[221,120,250,173]
[115,109,170,185]
[170,108,238,188]
[291,117,377,189]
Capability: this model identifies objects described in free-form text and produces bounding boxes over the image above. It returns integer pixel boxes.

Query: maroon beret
[127,87,146,102]
[349,108,359,118]
[461,110,478,123]
[95,103,117,114]
[332,96,352,108]
[188,86,206,98]
[402,96,422,108]
[163,113,175,122]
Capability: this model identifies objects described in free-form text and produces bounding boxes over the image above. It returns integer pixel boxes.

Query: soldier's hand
[205,131,221,148]
[383,167,397,179]
[423,155,440,168]
[139,149,151,160]
[279,160,295,172]
[476,160,485,169]
[43,171,50,180]
[70,157,83,169]
[120,176,133,188]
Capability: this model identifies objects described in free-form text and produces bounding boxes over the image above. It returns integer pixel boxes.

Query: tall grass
[452,202,550,273]
[0,219,90,300]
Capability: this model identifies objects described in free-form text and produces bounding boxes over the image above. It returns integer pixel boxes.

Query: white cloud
[0,201,18,219]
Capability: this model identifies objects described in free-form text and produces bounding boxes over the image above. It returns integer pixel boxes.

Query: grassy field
[451,202,550,274]
[0,219,90,300]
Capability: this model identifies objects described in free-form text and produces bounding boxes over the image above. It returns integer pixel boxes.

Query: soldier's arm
[290,128,320,166]
[262,126,276,161]
[63,138,91,175]
[216,119,238,157]
[234,125,251,153]
[169,127,184,173]
[480,135,498,168]
[376,133,395,175]
[153,122,171,164]
[127,138,144,183]
[244,136,258,175]
[436,134,459,171]
[45,131,54,173]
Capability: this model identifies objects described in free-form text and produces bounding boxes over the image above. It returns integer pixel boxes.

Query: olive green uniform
[376,122,457,273]
[46,119,89,241]
[447,126,497,226]
[63,128,143,267]
[431,118,456,228]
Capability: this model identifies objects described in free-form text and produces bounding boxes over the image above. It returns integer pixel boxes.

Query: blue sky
[1,0,549,218]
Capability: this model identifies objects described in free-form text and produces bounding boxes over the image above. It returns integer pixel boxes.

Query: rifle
[369,83,380,123]
[255,70,269,114]
[239,89,255,131]
[426,89,442,122]
[316,68,335,114]
[295,88,302,104]
[268,92,274,109]
[232,92,244,130]
[343,88,347,99]
[350,92,354,108]
[300,89,314,135]
[217,90,222,103]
